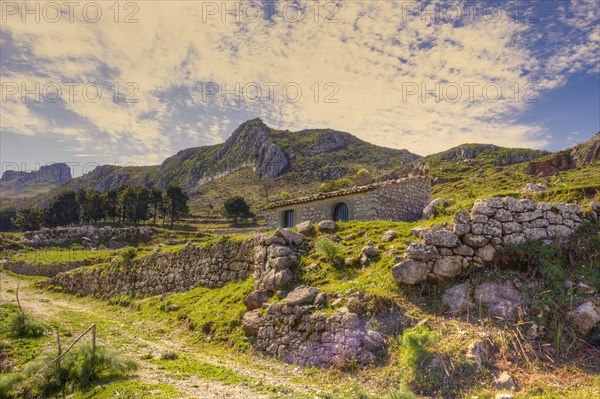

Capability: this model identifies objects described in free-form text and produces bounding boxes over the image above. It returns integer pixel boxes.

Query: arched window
[333,203,349,222]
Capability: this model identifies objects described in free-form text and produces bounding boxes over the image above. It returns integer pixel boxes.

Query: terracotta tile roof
[266,177,428,209]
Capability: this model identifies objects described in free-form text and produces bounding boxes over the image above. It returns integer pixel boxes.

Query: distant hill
[14,119,420,210]
[4,123,599,212]
[0,163,71,204]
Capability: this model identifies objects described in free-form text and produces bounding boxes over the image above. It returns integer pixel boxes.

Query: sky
[1,0,599,176]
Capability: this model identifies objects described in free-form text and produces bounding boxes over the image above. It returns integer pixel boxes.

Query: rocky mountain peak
[218,118,271,159]
[572,132,600,167]
[1,163,71,186]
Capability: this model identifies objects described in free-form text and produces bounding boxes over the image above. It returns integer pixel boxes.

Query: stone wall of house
[393,197,599,286]
[265,177,431,229]
[372,177,431,221]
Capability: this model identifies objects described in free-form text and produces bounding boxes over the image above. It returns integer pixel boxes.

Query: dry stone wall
[393,197,599,285]
[43,238,258,297]
[243,286,385,368]
[23,226,156,248]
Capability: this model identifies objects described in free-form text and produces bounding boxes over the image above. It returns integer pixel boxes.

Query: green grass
[297,217,452,297]
[149,354,249,385]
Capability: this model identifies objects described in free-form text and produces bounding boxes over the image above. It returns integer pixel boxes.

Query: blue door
[283,210,294,228]
[333,203,349,221]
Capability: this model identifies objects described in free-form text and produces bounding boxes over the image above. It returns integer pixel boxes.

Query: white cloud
[1,0,598,161]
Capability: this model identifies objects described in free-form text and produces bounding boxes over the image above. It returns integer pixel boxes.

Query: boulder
[494,371,517,391]
[260,269,293,291]
[433,257,463,278]
[295,221,315,236]
[453,223,471,236]
[466,341,487,370]
[476,244,496,263]
[243,289,272,310]
[380,230,398,242]
[442,282,474,315]
[392,260,429,285]
[405,243,440,261]
[454,210,471,224]
[317,220,337,232]
[471,200,496,217]
[242,310,263,336]
[423,230,459,247]
[284,286,320,306]
[410,226,428,238]
[361,245,379,257]
[463,234,489,248]
[474,282,523,320]
[274,228,306,246]
[568,302,600,336]
[422,198,448,219]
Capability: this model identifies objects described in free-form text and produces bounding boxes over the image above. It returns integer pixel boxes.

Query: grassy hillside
[2,216,599,398]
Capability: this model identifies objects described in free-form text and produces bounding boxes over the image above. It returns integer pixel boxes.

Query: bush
[315,237,345,263]
[119,247,137,260]
[398,325,440,371]
[1,311,46,338]
[160,351,178,360]
[0,343,137,398]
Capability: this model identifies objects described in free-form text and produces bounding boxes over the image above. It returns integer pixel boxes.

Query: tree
[0,210,17,232]
[353,168,373,186]
[148,188,163,225]
[119,186,150,224]
[77,189,107,224]
[14,208,42,231]
[222,196,254,224]
[317,177,353,193]
[165,185,189,227]
[105,188,119,223]
[259,176,275,202]
[43,190,79,227]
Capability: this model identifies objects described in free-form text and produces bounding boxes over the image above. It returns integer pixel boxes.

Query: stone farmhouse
[265,177,431,229]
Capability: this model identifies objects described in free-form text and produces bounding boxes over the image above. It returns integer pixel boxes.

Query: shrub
[398,325,440,371]
[1,311,46,338]
[0,343,137,398]
[119,246,137,260]
[315,237,344,263]
[160,351,178,360]
[386,385,417,399]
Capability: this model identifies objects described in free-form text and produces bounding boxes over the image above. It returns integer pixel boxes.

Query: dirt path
[0,271,323,399]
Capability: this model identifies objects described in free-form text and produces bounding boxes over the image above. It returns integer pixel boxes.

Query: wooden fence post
[91,324,96,355]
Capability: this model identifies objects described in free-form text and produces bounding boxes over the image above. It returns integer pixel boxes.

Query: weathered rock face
[42,239,258,297]
[571,132,600,167]
[1,163,71,186]
[393,197,597,285]
[524,152,574,177]
[309,130,352,156]
[23,226,156,248]
[243,289,385,368]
